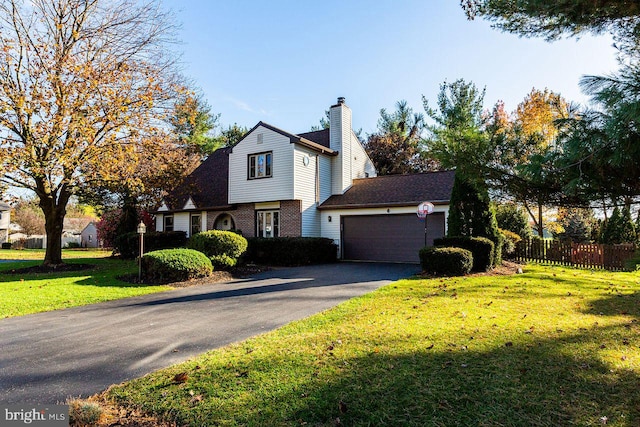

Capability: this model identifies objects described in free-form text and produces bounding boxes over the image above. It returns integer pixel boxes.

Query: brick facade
[279,200,302,237]
[207,201,302,238]
[234,204,258,237]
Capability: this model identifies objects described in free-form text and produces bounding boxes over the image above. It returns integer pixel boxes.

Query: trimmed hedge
[187,230,248,270]
[419,246,473,276]
[141,248,212,284]
[434,236,495,272]
[1,242,11,249]
[245,237,337,266]
[115,231,187,259]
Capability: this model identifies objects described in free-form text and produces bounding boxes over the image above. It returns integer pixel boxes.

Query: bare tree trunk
[37,181,71,266]
[537,203,544,238]
[43,209,64,266]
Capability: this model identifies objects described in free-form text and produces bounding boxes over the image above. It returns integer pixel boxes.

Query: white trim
[158,201,169,212]
[255,201,281,210]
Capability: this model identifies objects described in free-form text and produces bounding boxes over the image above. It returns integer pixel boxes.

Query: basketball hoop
[417,201,435,219]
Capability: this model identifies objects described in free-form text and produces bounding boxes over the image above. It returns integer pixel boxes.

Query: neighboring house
[0,202,10,244]
[155,98,454,263]
[80,222,100,248]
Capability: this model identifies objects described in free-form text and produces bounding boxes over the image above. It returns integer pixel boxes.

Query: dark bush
[141,248,212,284]
[187,230,247,270]
[434,236,495,272]
[115,231,187,259]
[419,246,473,276]
[245,237,337,266]
[65,241,81,249]
[1,242,11,249]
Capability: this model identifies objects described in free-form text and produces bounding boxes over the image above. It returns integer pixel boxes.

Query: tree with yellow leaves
[0,0,182,266]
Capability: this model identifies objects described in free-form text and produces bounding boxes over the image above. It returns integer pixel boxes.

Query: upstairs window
[249,152,272,179]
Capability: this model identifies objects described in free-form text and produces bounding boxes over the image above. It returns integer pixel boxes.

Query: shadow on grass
[0,258,146,288]
[586,291,640,319]
[114,323,640,427]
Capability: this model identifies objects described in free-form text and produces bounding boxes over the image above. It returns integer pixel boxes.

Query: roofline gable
[230,121,337,156]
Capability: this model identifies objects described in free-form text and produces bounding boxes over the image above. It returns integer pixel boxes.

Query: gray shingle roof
[161,147,232,212]
[318,170,455,209]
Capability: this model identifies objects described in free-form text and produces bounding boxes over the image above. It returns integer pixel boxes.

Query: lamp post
[137,221,147,282]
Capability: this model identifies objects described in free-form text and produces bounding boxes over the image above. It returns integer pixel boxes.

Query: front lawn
[0,257,170,318]
[0,248,112,260]
[105,265,640,426]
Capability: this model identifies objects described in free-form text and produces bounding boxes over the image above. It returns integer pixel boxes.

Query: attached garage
[341,213,445,263]
[319,171,455,263]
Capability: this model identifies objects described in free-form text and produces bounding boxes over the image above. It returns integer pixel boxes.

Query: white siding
[294,147,322,237]
[174,212,190,236]
[158,201,168,212]
[319,155,333,204]
[350,130,377,178]
[320,205,449,258]
[155,214,164,232]
[228,126,295,204]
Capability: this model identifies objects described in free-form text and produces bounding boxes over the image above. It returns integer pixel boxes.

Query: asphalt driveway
[0,262,418,404]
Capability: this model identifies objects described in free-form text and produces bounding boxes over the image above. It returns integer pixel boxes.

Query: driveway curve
[0,262,418,404]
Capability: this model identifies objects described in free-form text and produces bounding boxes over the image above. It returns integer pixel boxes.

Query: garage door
[342,213,445,263]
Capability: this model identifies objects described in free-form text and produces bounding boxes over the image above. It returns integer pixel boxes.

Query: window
[164,215,174,232]
[249,152,272,179]
[256,210,279,238]
[190,214,201,236]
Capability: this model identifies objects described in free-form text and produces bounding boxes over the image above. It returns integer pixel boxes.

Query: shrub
[68,398,103,426]
[419,246,473,276]
[1,242,11,249]
[141,248,212,284]
[115,231,187,259]
[499,228,521,258]
[187,230,247,270]
[65,241,81,249]
[210,254,237,270]
[434,236,495,272]
[245,237,337,266]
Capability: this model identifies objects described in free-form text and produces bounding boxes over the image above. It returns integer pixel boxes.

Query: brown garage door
[342,213,445,263]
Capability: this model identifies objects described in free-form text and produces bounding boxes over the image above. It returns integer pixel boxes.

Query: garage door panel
[342,213,444,263]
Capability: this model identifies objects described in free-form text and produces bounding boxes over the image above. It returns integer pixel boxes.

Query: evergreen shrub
[187,230,248,270]
[499,229,522,258]
[115,231,187,259]
[419,246,473,276]
[245,237,337,266]
[141,248,212,284]
[434,236,495,272]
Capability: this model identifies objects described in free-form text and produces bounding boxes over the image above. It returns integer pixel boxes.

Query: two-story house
[155,98,454,263]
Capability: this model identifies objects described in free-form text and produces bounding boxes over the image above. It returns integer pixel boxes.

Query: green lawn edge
[106,265,640,427]
[0,256,170,318]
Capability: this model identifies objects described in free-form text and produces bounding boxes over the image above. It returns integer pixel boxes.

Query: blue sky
[163,0,618,136]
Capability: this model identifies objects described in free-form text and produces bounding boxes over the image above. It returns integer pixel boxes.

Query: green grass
[107,265,640,426]
[0,257,170,317]
[0,248,112,260]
